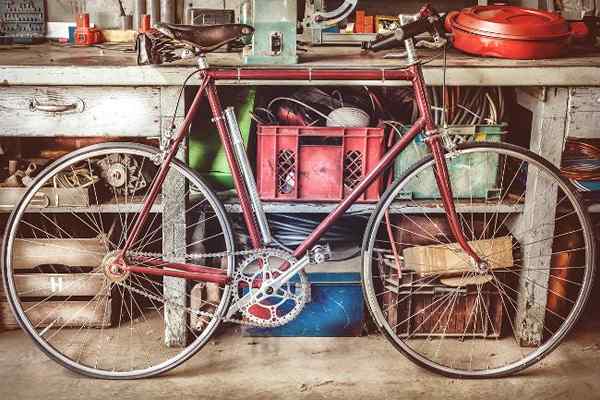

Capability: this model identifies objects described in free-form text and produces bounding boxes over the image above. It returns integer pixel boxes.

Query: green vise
[243,0,298,65]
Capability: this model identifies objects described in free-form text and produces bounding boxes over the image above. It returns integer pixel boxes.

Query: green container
[394,124,507,199]
[188,87,256,189]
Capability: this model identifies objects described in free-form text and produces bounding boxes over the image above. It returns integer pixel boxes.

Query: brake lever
[416,36,447,49]
[383,36,447,59]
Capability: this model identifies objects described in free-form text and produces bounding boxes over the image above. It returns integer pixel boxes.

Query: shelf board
[588,203,600,213]
[1,202,163,214]
[223,200,525,215]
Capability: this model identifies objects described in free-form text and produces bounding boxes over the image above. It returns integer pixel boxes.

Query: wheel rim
[2,143,234,378]
[363,143,595,377]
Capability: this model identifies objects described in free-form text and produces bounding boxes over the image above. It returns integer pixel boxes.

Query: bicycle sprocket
[231,248,309,328]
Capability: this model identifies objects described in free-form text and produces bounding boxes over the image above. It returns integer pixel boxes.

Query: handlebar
[362,5,445,52]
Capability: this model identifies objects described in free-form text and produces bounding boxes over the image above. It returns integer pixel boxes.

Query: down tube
[293,119,426,258]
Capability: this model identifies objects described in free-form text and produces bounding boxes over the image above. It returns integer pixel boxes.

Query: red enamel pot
[445,5,588,59]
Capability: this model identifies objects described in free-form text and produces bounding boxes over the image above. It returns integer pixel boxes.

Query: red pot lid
[451,5,571,40]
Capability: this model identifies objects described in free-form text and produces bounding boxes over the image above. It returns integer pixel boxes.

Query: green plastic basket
[188,87,256,189]
[394,124,507,199]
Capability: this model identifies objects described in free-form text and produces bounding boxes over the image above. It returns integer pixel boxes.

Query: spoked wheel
[362,142,595,378]
[2,143,235,379]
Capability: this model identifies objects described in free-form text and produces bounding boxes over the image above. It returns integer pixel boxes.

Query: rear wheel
[2,142,235,379]
[362,142,595,378]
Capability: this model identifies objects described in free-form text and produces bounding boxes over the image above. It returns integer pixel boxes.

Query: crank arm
[225,255,310,319]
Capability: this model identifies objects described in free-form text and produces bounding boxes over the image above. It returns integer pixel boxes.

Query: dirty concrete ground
[1,301,599,400]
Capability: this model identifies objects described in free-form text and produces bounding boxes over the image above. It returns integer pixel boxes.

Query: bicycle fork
[427,134,484,267]
[412,62,484,268]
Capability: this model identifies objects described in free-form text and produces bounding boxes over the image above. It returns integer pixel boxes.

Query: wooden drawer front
[568,88,600,139]
[0,86,161,137]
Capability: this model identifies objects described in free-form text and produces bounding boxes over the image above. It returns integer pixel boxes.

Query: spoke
[365,146,593,376]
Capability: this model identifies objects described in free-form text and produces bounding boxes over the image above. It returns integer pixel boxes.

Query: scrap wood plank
[403,236,514,276]
[12,238,106,269]
[0,273,108,298]
[0,298,112,330]
[0,187,89,210]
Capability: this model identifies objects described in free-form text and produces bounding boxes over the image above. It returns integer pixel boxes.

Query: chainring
[232,249,309,328]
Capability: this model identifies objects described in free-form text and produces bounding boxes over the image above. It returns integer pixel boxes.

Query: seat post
[197,54,209,69]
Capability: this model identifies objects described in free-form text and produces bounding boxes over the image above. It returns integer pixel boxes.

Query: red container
[256,125,385,202]
[445,5,589,59]
[75,13,102,46]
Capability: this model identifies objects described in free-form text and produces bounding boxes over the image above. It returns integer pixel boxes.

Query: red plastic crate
[256,125,386,202]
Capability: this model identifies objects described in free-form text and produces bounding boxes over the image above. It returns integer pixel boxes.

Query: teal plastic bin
[394,124,507,199]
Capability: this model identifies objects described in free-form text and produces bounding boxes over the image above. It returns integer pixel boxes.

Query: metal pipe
[224,107,272,244]
[134,0,146,30]
[161,0,175,23]
[149,0,160,27]
[183,1,192,24]
[205,84,263,249]
[121,14,133,30]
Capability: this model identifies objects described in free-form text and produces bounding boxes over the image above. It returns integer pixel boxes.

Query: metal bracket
[308,244,332,265]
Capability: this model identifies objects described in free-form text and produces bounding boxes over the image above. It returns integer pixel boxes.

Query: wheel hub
[101,251,130,283]
[475,260,490,273]
[107,163,127,188]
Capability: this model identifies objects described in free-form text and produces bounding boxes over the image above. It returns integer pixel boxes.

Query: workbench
[1,43,599,346]
[2,43,600,86]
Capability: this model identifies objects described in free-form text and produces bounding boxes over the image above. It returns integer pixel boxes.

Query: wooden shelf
[223,199,525,215]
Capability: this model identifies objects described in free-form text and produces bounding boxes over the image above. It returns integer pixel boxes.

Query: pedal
[308,244,332,265]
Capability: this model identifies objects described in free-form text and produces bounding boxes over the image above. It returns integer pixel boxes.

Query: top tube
[206,66,416,82]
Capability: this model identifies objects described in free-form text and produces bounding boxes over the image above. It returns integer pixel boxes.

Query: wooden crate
[1,237,111,330]
[1,298,112,330]
[383,272,503,338]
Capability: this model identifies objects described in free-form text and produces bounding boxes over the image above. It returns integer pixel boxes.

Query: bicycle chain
[128,247,263,262]
[119,248,287,327]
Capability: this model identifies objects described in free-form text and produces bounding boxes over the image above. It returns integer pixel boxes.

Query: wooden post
[514,87,569,346]
[161,86,188,347]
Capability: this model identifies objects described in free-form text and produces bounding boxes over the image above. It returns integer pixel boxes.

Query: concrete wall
[48,0,137,26]
[54,0,579,29]
[47,0,242,27]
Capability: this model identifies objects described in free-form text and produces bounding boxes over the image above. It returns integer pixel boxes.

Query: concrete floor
[1,306,599,400]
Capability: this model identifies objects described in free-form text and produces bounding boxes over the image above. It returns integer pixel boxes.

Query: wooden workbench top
[1,43,600,86]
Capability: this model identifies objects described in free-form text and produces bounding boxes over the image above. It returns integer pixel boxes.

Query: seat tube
[205,82,263,249]
[120,74,210,255]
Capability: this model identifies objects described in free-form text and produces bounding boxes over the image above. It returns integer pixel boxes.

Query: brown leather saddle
[155,23,254,52]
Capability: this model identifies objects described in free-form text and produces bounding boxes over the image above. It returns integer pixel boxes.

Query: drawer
[569,87,600,111]
[0,86,161,137]
[567,87,600,139]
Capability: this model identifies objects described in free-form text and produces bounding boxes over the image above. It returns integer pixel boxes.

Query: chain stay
[120,248,294,327]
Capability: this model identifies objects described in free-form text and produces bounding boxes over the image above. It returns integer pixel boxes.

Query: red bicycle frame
[116,61,482,284]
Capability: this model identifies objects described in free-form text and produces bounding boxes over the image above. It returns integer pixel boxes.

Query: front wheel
[362,142,595,378]
[2,142,235,379]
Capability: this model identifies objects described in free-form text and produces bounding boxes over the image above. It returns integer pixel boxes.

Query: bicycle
[2,6,595,380]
